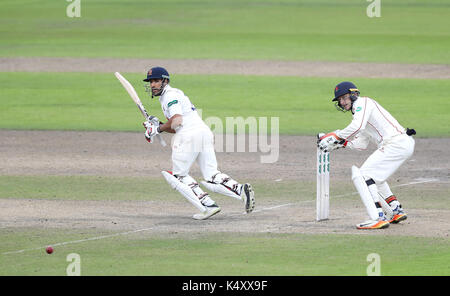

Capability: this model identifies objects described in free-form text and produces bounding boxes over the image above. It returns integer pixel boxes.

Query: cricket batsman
[141,66,255,220]
[317,81,416,229]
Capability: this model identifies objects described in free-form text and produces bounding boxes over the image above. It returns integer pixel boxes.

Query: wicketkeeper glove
[317,132,346,152]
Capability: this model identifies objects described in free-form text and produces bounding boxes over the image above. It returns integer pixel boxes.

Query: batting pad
[161,171,206,212]
[201,181,242,200]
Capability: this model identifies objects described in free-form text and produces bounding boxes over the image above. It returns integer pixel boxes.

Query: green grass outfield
[1,0,449,277]
[0,72,448,136]
[0,0,449,63]
[0,175,449,275]
[0,175,448,210]
[1,228,449,276]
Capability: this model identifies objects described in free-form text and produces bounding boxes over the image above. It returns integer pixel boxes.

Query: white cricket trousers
[171,127,219,180]
[360,134,415,184]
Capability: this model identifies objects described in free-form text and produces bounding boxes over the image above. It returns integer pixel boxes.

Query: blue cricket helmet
[332,81,359,101]
[143,66,170,82]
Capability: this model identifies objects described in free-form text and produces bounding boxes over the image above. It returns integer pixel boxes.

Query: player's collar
[161,84,171,96]
[351,96,361,114]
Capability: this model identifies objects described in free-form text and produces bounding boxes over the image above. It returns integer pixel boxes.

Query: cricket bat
[114,72,166,147]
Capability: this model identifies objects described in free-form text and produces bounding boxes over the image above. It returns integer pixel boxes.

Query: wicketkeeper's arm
[317,131,346,152]
[336,97,370,140]
[346,133,370,150]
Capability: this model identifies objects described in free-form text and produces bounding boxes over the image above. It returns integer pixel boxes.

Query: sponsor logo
[168,100,178,107]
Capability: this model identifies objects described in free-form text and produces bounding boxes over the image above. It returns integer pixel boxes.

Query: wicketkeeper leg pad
[365,178,394,221]
[351,166,379,221]
[377,182,402,209]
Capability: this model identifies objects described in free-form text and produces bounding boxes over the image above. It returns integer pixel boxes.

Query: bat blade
[114,72,148,119]
[114,72,167,147]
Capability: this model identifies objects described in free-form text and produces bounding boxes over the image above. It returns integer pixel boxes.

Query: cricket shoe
[193,204,221,220]
[242,183,255,213]
[389,206,407,224]
[356,219,390,230]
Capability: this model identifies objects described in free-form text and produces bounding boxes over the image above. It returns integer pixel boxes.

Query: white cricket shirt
[159,84,208,133]
[336,96,406,149]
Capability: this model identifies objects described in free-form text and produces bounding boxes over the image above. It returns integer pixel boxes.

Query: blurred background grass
[0,72,448,136]
[0,0,448,63]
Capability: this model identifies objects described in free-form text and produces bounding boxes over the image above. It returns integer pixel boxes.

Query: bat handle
[145,115,167,147]
[156,134,167,147]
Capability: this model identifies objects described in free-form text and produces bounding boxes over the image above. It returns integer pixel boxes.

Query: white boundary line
[1,178,440,255]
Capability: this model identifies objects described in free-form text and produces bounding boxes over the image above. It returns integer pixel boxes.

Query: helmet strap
[335,91,359,113]
[335,101,347,112]
[349,91,360,113]
[148,78,169,98]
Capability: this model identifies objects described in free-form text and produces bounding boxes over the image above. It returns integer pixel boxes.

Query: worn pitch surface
[1,130,448,239]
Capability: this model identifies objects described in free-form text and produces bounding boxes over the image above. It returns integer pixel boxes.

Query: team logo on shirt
[355,107,362,112]
[168,100,178,107]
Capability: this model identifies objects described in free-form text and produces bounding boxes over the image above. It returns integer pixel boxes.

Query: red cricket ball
[46,246,54,254]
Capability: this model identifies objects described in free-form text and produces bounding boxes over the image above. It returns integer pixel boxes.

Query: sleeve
[346,132,370,150]
[336,97,372,141]
[164,95,183,119]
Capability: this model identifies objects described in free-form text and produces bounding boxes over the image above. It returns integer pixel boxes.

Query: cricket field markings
[227,178,440,216]
[328,178,438,199]
[0,178,439,255]
[1,227,156,255]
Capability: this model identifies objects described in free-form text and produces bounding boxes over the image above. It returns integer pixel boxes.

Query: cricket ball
[45,246,54,254]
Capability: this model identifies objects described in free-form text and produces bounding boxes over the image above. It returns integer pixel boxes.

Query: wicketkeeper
[142,66,255,220]
[317,81,415,229]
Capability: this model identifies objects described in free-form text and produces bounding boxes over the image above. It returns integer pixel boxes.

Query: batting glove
[143,121,161,143]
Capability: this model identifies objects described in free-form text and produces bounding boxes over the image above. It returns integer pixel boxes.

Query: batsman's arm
[158,114,182,134]
[114,72,166,147]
